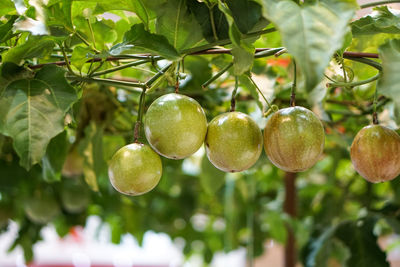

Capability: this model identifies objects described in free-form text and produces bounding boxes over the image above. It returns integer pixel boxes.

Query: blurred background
[1,0,400,266]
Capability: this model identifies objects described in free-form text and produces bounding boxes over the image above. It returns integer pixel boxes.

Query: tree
[0,0,400,266]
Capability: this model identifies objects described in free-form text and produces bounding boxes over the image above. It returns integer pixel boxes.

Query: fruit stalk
[230,76,239,112]
[290,60,297,107]
[373,83,379,125]
[134,88,146,143]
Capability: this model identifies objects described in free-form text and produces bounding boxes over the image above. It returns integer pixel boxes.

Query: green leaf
[78,123,107,192]
[187,0,229,43]
[262,0,357,91]
[224,0,264,34]
[199,155,226,195]
[352,6,400,36]
[70,46,91,71]
[120,23,180,60]
[0,15,18,43]
[2,35,55,64]
[238,75,264,111]
[0,1,16,16]
[335,218,389,267]
[42,130,69,182]
[378,39,400,119]
[305,227,350,267]
[155,0,203,51]
[0,65,77,170]
[131,0,150,29]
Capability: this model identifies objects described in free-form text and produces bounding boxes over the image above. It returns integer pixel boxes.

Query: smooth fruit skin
[205,112,263,172]
[350,125,400,183]
[144,93,207,159]
[108,143,162,196]
[264,106,325,172]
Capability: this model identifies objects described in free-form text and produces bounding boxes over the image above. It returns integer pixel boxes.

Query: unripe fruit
[264,106,325,172]
[108,143,162,196]
[350,125,400,183]
[24,191,60,224]
[61,179,90,213]
[144,93,207,159]
[205,112,263,172]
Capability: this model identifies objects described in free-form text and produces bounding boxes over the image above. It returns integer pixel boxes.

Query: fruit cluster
[108,93,400,196]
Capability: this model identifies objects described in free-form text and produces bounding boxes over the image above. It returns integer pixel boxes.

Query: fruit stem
[86,18,97,50]
[202,62,233,88]
[290,60,297,107]
[134,87,147,143]
[175,61,180,93]
[230,76,239,112]
[360,0,400,8]
[61,44,78,77]
[327,73,380,88]
[373,84,380,125]
[145,63,173,87]
[342,57,382,71]
[248,75,274,111]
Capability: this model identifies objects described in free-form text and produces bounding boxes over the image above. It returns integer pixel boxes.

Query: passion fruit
[24,191,60,224]
[264,106,325,172]
[61,178,90,213]
[144,93,207,159]
[205,112,263,172]
[108,143,162,196]
[350,125,400,183]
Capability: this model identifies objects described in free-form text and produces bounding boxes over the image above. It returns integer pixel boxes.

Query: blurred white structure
[0,216,248,267]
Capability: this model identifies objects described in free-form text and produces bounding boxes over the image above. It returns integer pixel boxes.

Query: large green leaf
[0,65,77,170]
[187,0,229,43]
[42,130,69,182]
[262,0,357,91]
[118,23,180,60]
[335,218,389,267]
[0,15,18,43]
[155,0,203,51]
[352,6,400,36]
[2,36,55,64]
[225,0,264,34]
[78,123,107,192]
[378,38,400,118]
[0,0,16,16]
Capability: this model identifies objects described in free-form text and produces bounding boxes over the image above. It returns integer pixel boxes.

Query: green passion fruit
[144,93,207,159]
[205,112,263,172]
[24,191,60,224]
[61,178,90,213]
[108,143,162,196]
[264,106,325,172]
[350,125,400,183]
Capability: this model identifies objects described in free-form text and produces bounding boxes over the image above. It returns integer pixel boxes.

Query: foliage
[0,0,400,265]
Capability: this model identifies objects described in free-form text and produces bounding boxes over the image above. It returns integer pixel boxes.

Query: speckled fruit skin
[24,192,60,224]
[350,125,400,183]
[205,112,263,172]
[108,143,162,196]
[264,106,325,172]
[144,93,207,159]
